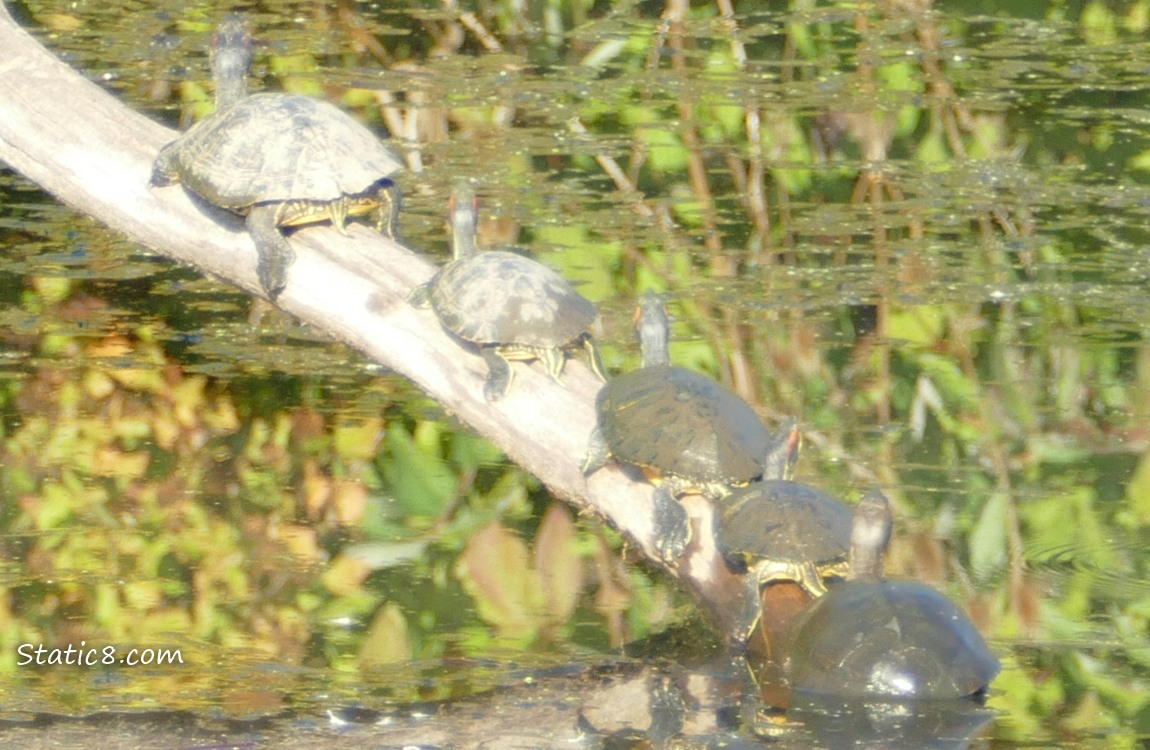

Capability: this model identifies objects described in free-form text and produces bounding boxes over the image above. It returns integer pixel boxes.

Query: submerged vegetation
[3,0,1150,741]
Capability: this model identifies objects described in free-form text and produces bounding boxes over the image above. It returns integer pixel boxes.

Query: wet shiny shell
[597,365,774,483]
[787,579,1001,700]
[428,251,597,347]
[165,93,402,209]
[717,480,851,571]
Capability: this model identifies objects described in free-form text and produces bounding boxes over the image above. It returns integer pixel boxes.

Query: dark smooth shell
[429,251,597,347]
[166,93,402,209]
[597,365,773,483]
[787,579,1000,700]
[716,480,851,567]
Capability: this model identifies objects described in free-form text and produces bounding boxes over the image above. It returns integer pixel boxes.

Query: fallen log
[0,3,745,635]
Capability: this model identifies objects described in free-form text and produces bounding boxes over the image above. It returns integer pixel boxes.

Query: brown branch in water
[442,0,506,54]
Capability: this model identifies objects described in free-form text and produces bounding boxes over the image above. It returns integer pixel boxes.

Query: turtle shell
[428,250,597,348]
[786,579,1000,700]
[717,480,851,572]
[597,365,774,484]
[163,93,402,210]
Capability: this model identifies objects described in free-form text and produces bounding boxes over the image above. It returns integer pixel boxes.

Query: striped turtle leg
[374,181,402,239]
[583,334,607,382]
[539,346,566,383]
[329,196,350,234]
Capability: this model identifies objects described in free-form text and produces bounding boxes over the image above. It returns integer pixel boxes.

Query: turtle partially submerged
[786,490,1001,701]
[151,17,403,300]
[716,480,853,646]
[409,184,606,401]
[583,293,799,563]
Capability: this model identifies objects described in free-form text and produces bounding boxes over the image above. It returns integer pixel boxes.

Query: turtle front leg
[481,347,514,402]
[651,484,690,563]
[539,346,567,383]
[150,142,181,187]
[247,204,293,300]
[407,281,433,308]
[329,197,350,234]
[794,561,830,599]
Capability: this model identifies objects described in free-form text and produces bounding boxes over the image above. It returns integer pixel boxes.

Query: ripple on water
[1026,537,1150,605]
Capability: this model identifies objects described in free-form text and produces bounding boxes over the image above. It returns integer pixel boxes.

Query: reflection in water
[0,657,997,748]
[780,694,995,750]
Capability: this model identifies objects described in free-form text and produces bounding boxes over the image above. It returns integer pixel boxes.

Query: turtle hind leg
[651,484,690,563]
[247,205,294,300]
[734,570,766,649]
[583,334,607,383]
[481,347,514,401]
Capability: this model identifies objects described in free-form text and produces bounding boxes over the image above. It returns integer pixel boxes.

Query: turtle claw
[655,523,690,563]
[481,347,512,401]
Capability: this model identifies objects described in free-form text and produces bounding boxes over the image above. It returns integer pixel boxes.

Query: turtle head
[634,292,671,367]
[761,419,801,480]
[848,489,892,580]
[449,183,480,260]
[210,15,253,109]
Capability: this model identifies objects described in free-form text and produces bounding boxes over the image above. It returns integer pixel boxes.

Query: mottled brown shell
[427,251,597,347]
[159,93,402,209]
[596,365,774,484]
[716,480,851,570]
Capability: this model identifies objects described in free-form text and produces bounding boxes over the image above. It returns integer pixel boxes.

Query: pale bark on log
[0,4,744,635]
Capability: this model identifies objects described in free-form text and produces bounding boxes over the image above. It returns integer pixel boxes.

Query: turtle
[409,184,607,401]
[582,292,800,563]
[715,480,854,647]
[151,16,403,300]
[785,490,1001,701]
